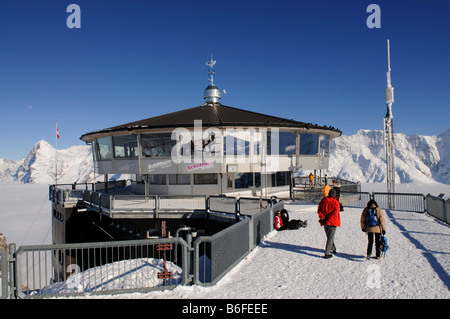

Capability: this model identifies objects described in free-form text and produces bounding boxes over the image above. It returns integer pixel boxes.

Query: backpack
[365,208,379,227]
[378,234,389,257]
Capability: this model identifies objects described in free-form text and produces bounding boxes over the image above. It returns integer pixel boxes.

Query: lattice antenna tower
[384,39,395,208]
[206,54,216,85]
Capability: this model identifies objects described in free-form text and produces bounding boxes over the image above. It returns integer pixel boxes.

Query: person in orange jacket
[317,188,341,258]
[322,182,331,197]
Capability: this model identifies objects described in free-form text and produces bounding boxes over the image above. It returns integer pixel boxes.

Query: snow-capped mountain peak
[329,128,450,184]
[10,140,93,184]
[0,129,449,185]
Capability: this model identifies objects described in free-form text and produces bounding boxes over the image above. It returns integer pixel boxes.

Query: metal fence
[292,190,425,212]
[426,195,449,224]
[9,238,189,299]
[193,201,283,286]
[373,192,425,212]
[292,189,371,208]
[4,186,448,299]
[292,188,449,226]
[4,190,283,298]
[109,195,207,213]
[0,248,8,299]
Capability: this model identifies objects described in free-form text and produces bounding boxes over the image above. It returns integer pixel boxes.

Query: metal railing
[291,189,371,207]
[2,189,285,298]
[0,248,8,299]
[426,195,449,224]
[5,186,448,299]
[192,200,283,286]
[10,238,189,299]
[292,189,425,212]
[292,188,449,225]
[193,218,251,286]
[373,192,425,212]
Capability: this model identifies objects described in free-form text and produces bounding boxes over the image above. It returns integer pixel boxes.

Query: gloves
[382,230,386,235]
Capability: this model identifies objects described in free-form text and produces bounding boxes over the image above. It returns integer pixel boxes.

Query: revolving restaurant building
[80,59,341,197]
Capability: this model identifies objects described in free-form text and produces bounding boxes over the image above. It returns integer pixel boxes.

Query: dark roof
[80,103,341,141]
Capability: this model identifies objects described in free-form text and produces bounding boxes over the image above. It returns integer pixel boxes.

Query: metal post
[8,243,16,299]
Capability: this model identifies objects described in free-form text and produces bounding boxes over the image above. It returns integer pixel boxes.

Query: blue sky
[1,0,449,160]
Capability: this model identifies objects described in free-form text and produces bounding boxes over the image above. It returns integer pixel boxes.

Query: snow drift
[38,258,182,296]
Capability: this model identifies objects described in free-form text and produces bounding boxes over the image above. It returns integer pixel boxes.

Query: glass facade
[194,173,218,185]
[96,136,113,160]
[223,130,250,156]
[227,172,262,189]
[93,132,331,173]
[319,134,330,156]
[113,135,138,158]
[169,174,191,185]
[278,132,296,155]
[141,133,175,157]
[300,133,319,155]
[271,171,290,187]
[149,174,166,185]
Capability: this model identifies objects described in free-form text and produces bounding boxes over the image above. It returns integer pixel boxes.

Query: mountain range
[1,129,449,185]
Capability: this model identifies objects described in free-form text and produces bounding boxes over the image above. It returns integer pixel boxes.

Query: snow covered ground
[88,202,449,299]
[0,182,449,299]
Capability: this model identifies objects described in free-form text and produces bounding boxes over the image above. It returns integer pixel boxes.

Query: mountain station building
[80,58,341,197]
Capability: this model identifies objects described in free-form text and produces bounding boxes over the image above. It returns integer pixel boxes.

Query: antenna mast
[206,54,216,85]
[384,39,395,208]
[204,54,225,103]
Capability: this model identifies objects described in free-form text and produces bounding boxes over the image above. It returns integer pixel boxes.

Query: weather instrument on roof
[384,39,395,208]
[204,54,226,103]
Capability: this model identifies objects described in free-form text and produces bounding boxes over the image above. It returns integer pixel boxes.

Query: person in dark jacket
[332,180,344,211]
[280,209,307,229]
[317,188,341,259]
[360,200,386,259]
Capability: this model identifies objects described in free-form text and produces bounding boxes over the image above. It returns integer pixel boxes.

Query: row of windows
[145,172,290,189]
[148,173,218,185]
[95,132,330,160]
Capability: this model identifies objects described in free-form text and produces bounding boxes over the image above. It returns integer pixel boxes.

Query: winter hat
[328,189,337,197]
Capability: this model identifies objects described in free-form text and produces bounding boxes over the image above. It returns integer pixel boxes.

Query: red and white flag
[56,124,60,139]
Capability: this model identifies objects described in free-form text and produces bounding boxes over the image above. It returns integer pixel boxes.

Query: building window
[149,174,166,185]
[141,133,175,157]
[227,174,233,188]
[169,174,191,185]
[96,136,113,160]
[113,135,138,158]
[271,171,290,187]
[255,173,261,187]
[266,130,295,155]
[300,133,319,155]
[223,130,250,156]
[235,173,253,189]
[227,173,261,189]
[278,132,296,155]
[319,134,330,156]
[194,173,218,185]
[319,134,330,155]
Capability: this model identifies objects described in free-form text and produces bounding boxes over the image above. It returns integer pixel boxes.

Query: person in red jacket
[317,188,341,259]
[274,210,285,231]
